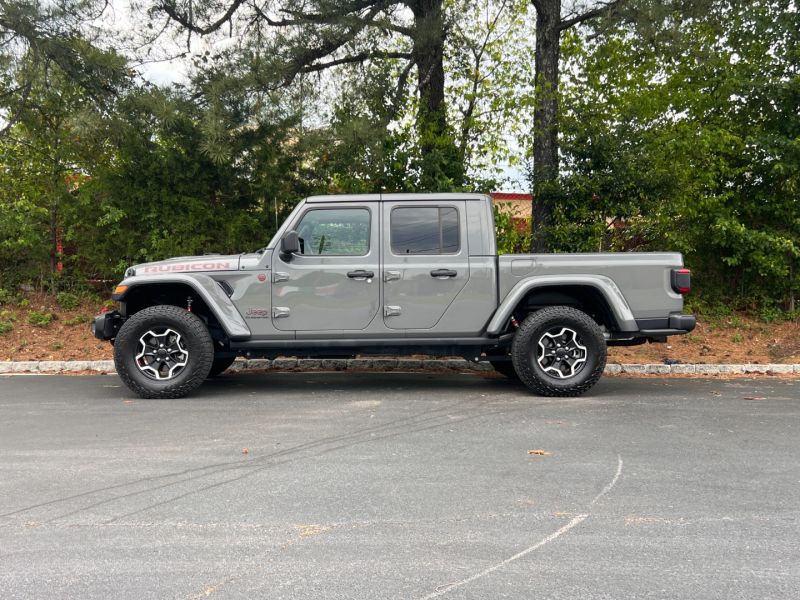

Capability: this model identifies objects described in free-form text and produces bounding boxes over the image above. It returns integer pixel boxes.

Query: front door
[271,203,380,332]
[382,201,470,330]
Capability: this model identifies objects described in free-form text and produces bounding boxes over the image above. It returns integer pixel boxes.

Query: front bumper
[91,311,123,341]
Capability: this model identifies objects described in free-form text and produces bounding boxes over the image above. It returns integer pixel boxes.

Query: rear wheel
[486,349,519,379]
[511,306,606,397]
[114,306,214,399]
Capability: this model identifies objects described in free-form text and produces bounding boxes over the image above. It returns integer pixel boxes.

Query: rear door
[271,202,379,332]
[382,201,470,330]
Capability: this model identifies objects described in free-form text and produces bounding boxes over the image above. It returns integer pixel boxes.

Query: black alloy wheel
[511,306,607,397]
[114,305,214,399]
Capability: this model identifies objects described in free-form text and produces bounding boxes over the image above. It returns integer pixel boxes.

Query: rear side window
[391,207,459,254]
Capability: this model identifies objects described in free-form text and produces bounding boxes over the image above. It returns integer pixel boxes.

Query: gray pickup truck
[93,193,695,399]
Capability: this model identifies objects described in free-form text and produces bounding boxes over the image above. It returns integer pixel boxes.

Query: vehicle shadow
[200,369,527,396]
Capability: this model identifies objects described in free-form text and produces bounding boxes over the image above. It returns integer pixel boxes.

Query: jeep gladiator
[93,193,695,398]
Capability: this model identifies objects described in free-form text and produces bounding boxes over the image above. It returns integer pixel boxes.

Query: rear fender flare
[487,275,637,335]
[113,274,251,340]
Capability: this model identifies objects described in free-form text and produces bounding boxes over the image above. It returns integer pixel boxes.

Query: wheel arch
[115,275,250,340]
[487,275,638,335]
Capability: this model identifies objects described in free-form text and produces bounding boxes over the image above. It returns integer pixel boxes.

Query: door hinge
[384,270,401,282]
[272,307,290,318]
[384,306,402,317]
[272,272,289,283]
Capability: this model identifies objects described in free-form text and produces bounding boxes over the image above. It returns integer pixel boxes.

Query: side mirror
[280,230,300,260]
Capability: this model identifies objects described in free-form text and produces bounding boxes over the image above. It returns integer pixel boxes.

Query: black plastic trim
[636,328,691,337]
[635,317,669,329]
[91,311,123,341]
[669,313,696,331]
[218,280,234,297]
[230,336,492,350]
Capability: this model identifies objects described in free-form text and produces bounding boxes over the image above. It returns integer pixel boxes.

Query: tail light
[671,269,691,294]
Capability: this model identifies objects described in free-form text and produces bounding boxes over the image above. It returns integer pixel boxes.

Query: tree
[150,0,468,188]
[447,0,536,183]
[0,1,128,288]
[310,0,537,194]
[72,83,318,278]
[526,0,621,251]
[554,0,800,309]
[0,0,122,136]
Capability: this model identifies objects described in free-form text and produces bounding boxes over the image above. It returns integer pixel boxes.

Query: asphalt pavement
[0,372,798,599]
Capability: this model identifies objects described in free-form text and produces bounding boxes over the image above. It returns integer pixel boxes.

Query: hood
[125,254,241,278]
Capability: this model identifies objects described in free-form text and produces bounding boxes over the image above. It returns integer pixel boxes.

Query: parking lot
[1,372,798,599]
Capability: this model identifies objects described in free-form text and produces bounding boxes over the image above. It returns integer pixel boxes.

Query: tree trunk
[411,0,464,189]
[530,0,561,252]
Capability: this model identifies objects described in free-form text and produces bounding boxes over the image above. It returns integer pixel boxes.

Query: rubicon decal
[142,262,231,274]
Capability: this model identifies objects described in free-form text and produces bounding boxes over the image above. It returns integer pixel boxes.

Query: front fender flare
[487,275,638,335]
[113,274,251,340]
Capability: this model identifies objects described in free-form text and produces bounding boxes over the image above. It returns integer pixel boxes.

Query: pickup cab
[93,193,695,399]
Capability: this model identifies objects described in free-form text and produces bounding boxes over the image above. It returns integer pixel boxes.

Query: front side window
[391,206,460,255]
[295,208,370,256]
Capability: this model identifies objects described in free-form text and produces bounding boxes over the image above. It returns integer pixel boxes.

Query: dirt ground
[2,294,799,364]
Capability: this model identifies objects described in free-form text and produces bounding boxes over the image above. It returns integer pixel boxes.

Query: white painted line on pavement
[418,514,589,600]
[592,455,623,505]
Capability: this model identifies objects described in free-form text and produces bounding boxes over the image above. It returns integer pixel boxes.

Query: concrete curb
[1,359,799,375]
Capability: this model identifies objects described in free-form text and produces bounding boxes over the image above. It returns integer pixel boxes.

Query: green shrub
[493,203,530,254]
[27,311,53,327]
[64,314,89,325]
[50,341,63,350]
[0,320,13,335]
[0,289,13,305]
[759,305,783,323]
[56,292,81,311]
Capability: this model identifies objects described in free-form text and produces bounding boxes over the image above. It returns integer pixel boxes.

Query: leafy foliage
[26,310,52,327]
[0,0,798,316]
[494,203,531,254]
[56,292,80,311]
[554,1,800,307]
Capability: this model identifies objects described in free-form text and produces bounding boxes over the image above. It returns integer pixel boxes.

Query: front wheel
[113,306,214,399]
[511,306,607,397]
[207,355,237,378]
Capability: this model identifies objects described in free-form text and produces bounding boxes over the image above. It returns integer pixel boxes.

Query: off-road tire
[207,355,236,378]
[486,349,519,379]
[511,306,607,397]
[114,306,214,399]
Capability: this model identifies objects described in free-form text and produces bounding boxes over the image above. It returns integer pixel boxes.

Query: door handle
[347,270,374,279]
[430,269,457,278]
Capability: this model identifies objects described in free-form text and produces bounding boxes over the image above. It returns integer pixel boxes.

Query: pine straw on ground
[2,294,799,365]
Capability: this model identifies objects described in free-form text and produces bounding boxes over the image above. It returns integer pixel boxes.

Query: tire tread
[511,306,607,397]
[114,306,214,399]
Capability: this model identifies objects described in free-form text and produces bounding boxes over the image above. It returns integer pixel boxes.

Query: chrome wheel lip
[536,326,588,379]
[135,328,189,381]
